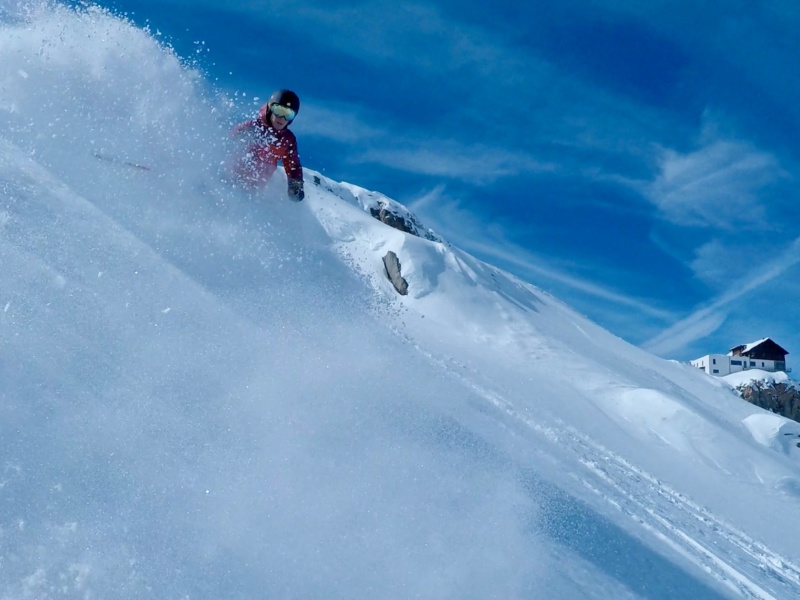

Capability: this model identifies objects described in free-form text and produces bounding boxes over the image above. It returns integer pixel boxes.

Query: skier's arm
[283,137,304,201]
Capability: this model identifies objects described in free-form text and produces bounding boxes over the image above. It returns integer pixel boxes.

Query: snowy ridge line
[393,333,800,599]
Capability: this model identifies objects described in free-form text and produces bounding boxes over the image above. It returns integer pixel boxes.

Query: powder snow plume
[2,3,800,599]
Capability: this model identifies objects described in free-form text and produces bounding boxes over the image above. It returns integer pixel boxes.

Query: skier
[230,89,305,201]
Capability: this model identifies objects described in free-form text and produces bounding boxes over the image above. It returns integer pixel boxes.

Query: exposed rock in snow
[382,250,408,295]
[723,370,800,422]
[312,175,442,241]
[738,379,800,423]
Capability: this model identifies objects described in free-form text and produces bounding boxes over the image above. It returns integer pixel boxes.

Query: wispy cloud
[409,186,676,322]
[467,236,677,322]
[225,0,674,161]
[585,1,800,134]
[689,239,747,289]
[352,141,556,184]
[295,103,386,144]
[297,101,556,183]
[278,1,539,86]
[643,236,800,356]
[182,0,521,79]
[639,138,785,229]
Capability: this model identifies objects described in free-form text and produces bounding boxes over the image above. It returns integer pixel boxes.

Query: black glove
[288,179,305,202]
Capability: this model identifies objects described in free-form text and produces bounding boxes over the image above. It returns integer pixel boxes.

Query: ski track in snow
[398,336,800,600]
[567,428,800,600]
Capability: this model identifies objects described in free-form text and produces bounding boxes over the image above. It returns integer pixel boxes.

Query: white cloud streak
[409,187,676,321]
[643,236,800,356]
[297,101,555,183]
[352,142,556,184]
[640,139,785,229]
[295,104,385,144]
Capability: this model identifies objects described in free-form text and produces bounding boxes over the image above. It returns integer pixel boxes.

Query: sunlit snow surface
[1,3,800,599]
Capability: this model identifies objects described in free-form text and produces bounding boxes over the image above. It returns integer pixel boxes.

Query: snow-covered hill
[2,4,799,599]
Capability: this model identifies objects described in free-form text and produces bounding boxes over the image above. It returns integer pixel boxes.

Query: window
[712,369,719,374]
[731,360,742,366]
[750,361,756,367]
[712,358,717,364]
[762,362,765,367]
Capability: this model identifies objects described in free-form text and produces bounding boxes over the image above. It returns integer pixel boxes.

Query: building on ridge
[690,338,789,376]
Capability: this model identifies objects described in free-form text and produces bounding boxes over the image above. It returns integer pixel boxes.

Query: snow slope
[1,3,799,599]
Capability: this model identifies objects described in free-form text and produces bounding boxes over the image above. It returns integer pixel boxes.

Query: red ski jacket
[231,104,303,189]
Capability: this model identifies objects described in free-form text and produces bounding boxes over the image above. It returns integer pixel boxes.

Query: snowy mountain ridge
[305,168,800,459]
[2,3,800,599]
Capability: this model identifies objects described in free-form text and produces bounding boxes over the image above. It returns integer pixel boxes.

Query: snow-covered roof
[741,338,770,353]
[728,337,770,355]
[727,337,789,357]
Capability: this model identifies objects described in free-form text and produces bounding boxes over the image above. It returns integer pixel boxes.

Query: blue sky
[95,0,800,363]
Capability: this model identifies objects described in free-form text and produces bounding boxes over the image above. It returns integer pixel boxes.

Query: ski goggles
[270,104,296,121]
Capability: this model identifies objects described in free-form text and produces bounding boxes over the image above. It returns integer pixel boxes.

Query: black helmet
[268,89,300,114]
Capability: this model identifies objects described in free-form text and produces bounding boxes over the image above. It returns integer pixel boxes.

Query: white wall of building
[690,354,783,376]
[691,354,731,376]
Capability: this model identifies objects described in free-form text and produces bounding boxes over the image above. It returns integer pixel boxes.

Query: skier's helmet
[268,89,300,115]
